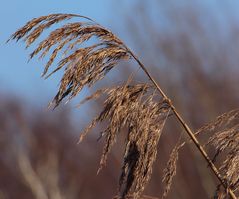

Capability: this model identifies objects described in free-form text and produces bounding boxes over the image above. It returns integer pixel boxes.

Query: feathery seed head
[9,13,130,107]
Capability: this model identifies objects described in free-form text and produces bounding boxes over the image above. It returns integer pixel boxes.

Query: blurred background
[1,0,239,198]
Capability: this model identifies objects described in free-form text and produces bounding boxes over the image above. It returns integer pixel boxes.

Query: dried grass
[199,110,239,197]
[79,83,170,198]
[9,13,239,199]
[162,136,182,198]
[191,109,239,198]
[9,13,129,107]
[196,109,239,135]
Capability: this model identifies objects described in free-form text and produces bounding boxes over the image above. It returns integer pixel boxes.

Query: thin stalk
[127,49,237,199]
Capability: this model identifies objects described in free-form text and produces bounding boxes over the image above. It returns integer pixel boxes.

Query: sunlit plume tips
[9,13,130,107]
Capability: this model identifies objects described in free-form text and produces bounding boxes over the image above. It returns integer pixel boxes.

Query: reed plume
[201,110,239,196]
[9,13,129,107]
[9,13,238,199]
[162,137,182,198]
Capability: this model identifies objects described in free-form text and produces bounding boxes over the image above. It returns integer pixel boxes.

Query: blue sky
[0,0,119,104]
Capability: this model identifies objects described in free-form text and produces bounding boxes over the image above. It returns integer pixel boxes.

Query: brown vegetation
[9,13,239,198]
[4,2,239,199]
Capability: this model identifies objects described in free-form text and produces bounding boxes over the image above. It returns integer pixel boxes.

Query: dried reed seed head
[79,83,152,153]
[196,109,239,135]
[220,151,239,191]
[78,83,170,199]
[119,99,170,198]
[9,14,92,42]
[78,84,147,139]
[162,139,181,198]
[207,124,239,154]
[202,111,239,192]
[10,13,175,199]
[9,13,130,107]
